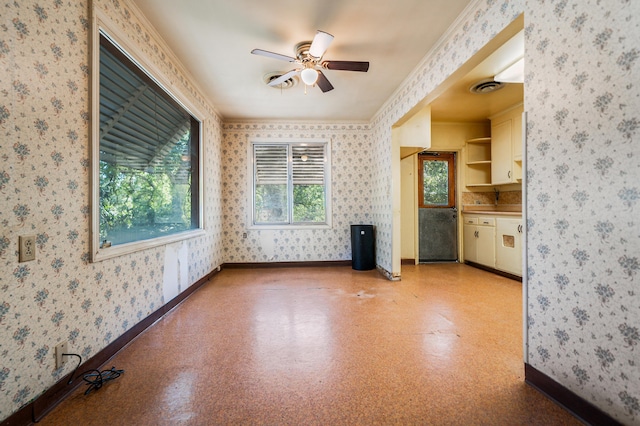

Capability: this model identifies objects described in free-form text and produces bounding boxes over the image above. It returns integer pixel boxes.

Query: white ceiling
[131,0,472,122]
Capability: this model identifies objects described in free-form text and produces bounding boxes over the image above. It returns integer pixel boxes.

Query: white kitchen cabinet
[490,104,523,185]
[495,217,523,276]
[463,215,495,268]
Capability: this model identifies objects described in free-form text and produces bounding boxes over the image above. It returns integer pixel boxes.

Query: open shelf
[466,137,492,186]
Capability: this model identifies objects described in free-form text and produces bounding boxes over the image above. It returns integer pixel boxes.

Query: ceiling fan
[251,30,369,93]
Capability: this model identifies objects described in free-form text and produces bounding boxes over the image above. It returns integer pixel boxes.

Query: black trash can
[351,224,375,270]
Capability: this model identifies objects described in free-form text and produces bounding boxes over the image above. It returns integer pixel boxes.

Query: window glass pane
[255,184,288,223]
[292,145,325,223]
[293,185,325,222]
[254,145,288,223]
[98,34,199,247]
[422,159,449,205]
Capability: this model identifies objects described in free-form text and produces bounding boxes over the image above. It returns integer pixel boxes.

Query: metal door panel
[419,208,458,262]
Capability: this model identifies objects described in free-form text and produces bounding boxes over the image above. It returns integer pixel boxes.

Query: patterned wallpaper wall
[1,0,637,423]
[368,0,639,423]
[525,1,639,424]
[0,0,223,420]
[221,122,372,263]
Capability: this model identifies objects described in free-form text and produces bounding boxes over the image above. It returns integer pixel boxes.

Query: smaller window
[418,152,455,208]
[251,140,331,227]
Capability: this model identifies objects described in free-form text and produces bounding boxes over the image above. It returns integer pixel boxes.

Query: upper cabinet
[394,105,432,159]
[490,104,523,185]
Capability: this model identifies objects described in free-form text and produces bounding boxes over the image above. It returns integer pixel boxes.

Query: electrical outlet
[55,341,68,368]
[19,235,36,262]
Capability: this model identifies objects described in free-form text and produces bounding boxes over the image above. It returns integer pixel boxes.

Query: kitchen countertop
[463,210,522,216]
[462,204,522,216]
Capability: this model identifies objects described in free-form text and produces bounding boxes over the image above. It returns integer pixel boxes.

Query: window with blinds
[253,141,330,226]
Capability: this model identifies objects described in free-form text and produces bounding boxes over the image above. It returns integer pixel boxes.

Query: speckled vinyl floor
[38,264,580,425]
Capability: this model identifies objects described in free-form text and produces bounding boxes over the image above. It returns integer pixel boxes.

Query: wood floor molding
[464,261,522,281]
[524,363,622,426]
[223,260,352,269]
[2,268,220,426]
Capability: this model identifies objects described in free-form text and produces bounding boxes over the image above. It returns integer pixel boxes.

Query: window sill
[247,224,332,231]
[92,228,206,262]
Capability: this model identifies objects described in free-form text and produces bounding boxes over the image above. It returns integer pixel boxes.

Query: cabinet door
[495,218,522,276]
[476,225,496,268]
[512,112,524,182]
[512,113,523,161]
[463,224,477,263]
[491,120,513,184]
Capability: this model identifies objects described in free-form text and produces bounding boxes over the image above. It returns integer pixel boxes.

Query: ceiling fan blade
[316,70,334,93]
[308,31,334,58]
[322,60,370,72]
[267,69,300,86]
[251,49,296,62]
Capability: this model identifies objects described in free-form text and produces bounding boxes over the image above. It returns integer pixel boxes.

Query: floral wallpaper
[0,0,223,420]
[370,0,639,423]
[525,0,639,424]
[221,122,373,263]
[0,0,637,424]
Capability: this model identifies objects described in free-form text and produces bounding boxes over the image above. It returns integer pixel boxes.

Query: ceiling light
[494,57,524,83]
[300,68,319,86]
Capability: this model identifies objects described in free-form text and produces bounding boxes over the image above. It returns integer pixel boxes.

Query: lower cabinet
[463,213,523,277]
[463,216,495,268]
[495,217,523,276]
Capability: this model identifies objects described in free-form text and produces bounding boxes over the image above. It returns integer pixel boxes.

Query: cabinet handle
[508,170,512,179]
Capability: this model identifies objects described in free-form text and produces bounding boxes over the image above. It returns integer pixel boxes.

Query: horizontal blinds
[292,145,325,185]
[254,143,326,185]
[254,145,288,184]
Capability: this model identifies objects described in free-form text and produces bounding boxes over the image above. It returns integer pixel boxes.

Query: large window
[91,30,203,260]
[251,141,331,227]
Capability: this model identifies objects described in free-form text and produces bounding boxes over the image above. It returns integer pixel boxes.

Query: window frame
[90,13,205,262]
[418,152,456,209]
[247,138,332,230]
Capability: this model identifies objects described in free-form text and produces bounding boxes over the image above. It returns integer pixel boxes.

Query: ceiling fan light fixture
[301,68,319,86]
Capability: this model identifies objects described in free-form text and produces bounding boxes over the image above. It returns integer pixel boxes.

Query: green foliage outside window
[254,184,326,223]
[254,184,287,223]
[293,185,325,222]
[100,135,192,245]
[422,160,449,205]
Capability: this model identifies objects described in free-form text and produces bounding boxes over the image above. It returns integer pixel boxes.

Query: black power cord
[62,353,125,395]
